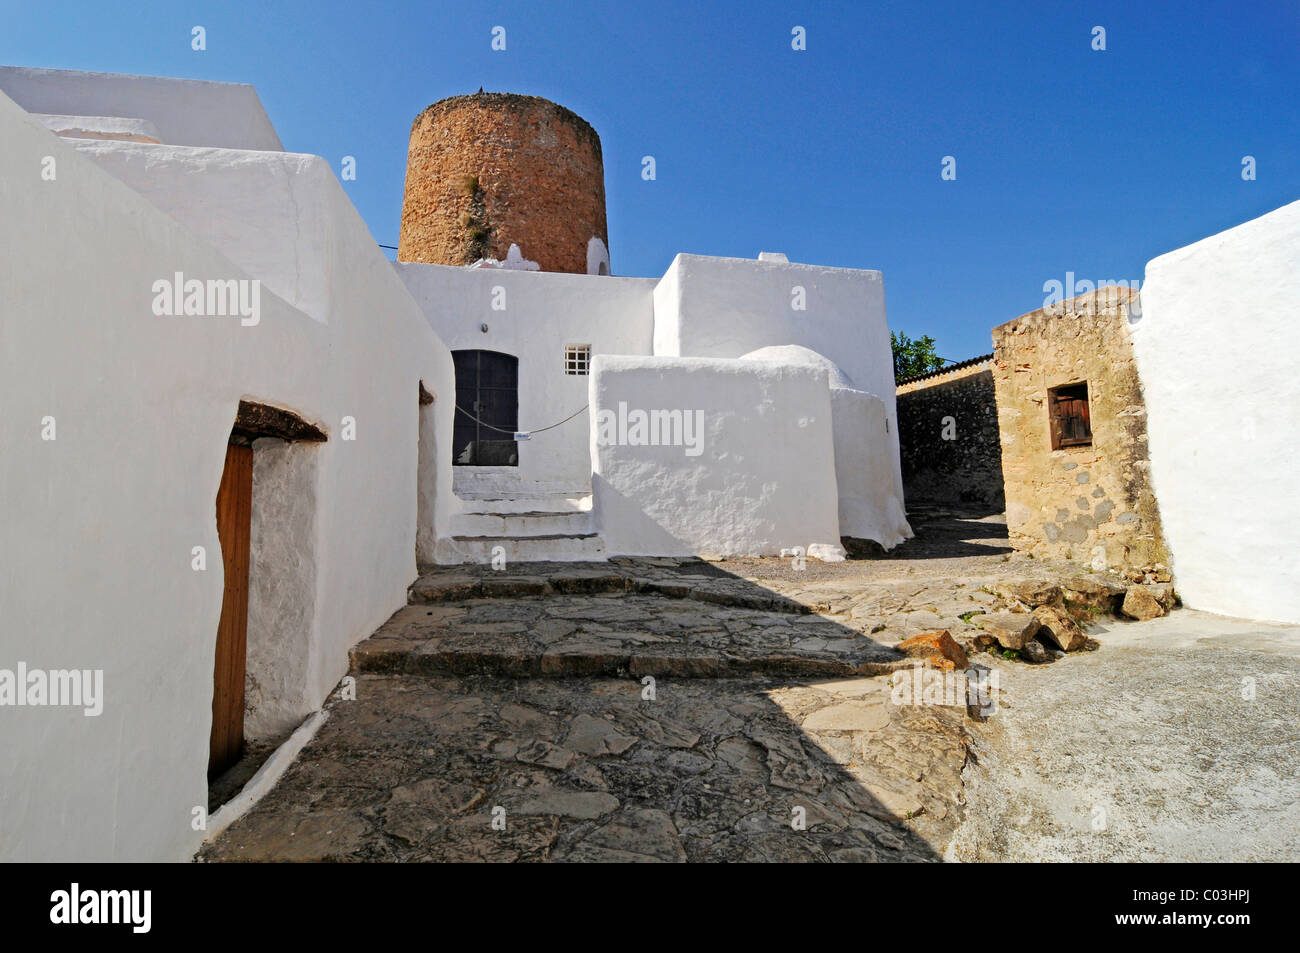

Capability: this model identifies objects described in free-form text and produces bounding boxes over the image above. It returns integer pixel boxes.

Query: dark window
[452,350,519,466]
[1049,382,1092,449]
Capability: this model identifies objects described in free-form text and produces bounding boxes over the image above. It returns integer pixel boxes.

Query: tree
[891,331,946,380]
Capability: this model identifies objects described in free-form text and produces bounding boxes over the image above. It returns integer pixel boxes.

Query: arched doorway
[452,350,518,466]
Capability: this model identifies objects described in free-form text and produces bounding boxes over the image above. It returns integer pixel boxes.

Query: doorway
[452,350,518,466]
[209,439,252,779]
[208,401,326,783]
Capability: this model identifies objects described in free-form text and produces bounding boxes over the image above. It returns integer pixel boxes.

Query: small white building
[396,252,913,563]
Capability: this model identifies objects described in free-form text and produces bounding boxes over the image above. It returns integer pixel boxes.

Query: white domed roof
[739,345,857,389]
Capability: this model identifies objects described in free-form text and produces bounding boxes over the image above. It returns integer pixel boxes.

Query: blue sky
[5,0,1297,361]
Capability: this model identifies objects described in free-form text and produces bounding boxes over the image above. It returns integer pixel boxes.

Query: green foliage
[891,331,947,380]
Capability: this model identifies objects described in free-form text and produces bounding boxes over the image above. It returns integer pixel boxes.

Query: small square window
[1049,382,1092,449]
[565,344,591,376]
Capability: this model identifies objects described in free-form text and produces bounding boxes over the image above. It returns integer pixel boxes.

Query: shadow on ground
[854,507,1013,561]
[200,555,983,862]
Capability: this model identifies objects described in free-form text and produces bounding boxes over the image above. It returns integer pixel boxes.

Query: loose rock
[974,612,1042,650]
[896,630,970,671]
[1020,640,1052,664]
[1031,606,1087,652]
[1121,585,1166,621]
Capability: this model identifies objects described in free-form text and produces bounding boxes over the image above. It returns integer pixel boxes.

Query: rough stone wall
[896,359,1004,510]
[398,92,608,274]
[991,288,1169,575]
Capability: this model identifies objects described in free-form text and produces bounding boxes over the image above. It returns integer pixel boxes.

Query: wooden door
[209,442,252,779]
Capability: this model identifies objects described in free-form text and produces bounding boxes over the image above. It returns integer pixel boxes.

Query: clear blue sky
[5,0,1297,361]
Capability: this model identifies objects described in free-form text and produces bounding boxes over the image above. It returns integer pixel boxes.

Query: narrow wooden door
[209,442,253,779]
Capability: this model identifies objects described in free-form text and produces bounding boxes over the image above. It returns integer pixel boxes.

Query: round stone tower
[398,92,609,274]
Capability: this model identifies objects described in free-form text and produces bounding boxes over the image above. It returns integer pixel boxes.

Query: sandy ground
[947,610,1300,861]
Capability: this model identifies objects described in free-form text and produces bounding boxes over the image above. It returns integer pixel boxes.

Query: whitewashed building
[1132,199,1300,625]
[0,68,910,860]
[396,253,914,563]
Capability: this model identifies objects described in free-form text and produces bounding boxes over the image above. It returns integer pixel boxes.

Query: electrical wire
[454,403,588,437]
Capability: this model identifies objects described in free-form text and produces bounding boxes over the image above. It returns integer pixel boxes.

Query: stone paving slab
[356,595,909,679]
[204,512,1162,863]
[409,562,815,616]
[201,672,969,863]
[403,549,1140,658]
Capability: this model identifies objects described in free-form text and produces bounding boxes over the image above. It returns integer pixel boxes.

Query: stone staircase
[435,493,607,564]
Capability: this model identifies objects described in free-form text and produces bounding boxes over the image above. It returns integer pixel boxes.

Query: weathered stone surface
[802,702,890,732]
[409,573,481,603]
[559,808,687,863]
[897,630,970,671]
[992,580,1063,609]
[1031,606,1087,652]
[897,360,1004,509]
[1145,583,1178,610]
[398,93,608,274]
[514,790,621,820]
[1062,576,1128,601]
[565,713,636,756]
[202,672,967,863]
[1122,585,1166,620]
[974,612,1042,650]
[209,542,1179,865]
[354,592,901,679]
[991,288,1171,576]
[480,575,550,597]
[1020,640,1052,664]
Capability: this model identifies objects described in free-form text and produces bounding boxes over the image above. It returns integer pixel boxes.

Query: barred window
[565,344,592,376]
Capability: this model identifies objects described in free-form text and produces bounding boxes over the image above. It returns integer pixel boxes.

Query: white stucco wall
[740,346,912,549]
[652,253,907,514]
[652,254,892,408]
[590,355,844,559]
[396,262,657,494]
[68,140,334,324]
[0,66,283,150]
[1132,199,1300,624]
[0,89,454,860]
[33,113,161,142]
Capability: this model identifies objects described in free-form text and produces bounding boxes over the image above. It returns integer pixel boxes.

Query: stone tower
[398,92,609,275]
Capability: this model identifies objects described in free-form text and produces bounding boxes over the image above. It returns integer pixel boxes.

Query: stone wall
[896,357,1004,510]
[398,92,608,274]
[991,288,1169,575]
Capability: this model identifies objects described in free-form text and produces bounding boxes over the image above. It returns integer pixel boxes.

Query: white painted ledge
[203,708,329,845]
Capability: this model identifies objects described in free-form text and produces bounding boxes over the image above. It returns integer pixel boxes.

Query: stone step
[450,510,593,538]
[435,533,608,564]
[407,564,815,615]
[456,494,591,514]
[352,602,906,681]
